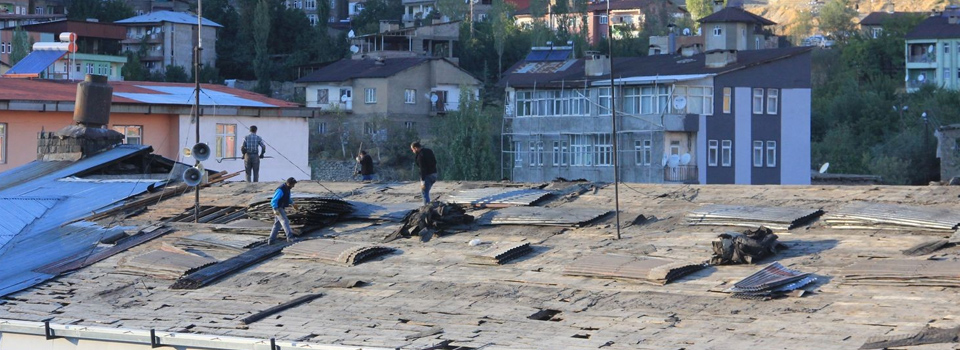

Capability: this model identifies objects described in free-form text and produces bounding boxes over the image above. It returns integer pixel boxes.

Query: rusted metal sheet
[167,206,247,224]
[860,326,960,349]
[726,262,813,296]
[446,188,552,208]
[564,254,706,285]
[345,201,420,222]
[841,259,960,287]
[34,225,174,276]
[686,205,823,230]
[823,202,960,232]
[465,242,533,265]
[117,249,217,279]
[484,207,611,227]
[170,241,290,290]
[283,239,395,266]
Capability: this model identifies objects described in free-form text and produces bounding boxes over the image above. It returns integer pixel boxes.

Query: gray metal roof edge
[0,100,321,117]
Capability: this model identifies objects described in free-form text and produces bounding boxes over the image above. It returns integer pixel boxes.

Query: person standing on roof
[410,141,437,205]
[356,150,375,182]
[267,177,299,245]
[242,125,267,182]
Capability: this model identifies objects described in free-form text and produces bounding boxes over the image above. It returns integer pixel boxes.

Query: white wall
[734,86,752,184]
[781,88,812,185]
[178,114,311,183]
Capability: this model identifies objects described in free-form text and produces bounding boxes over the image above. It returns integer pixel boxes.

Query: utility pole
[194,2,204,223]
[607,0,621,240]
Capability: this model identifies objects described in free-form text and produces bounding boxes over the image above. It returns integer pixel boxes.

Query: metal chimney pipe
[73,74,113,128]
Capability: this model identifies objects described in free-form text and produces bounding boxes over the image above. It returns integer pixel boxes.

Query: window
[553,141,561,166]
[308,14,318,26]
[766,141,777,167]
[755,37,761,50]
[722,87,731,113]
[599,15,608,24]
[0,123,6,164]
[317,89,329,104]
[687,87,713,115]
[635,139,652,165]
[528,141,543,166]
[363,122,376,135]
[570,134,592,166]
[404,121,416,129]
[536,141,544,166]
[215,124,237,158]
[112,125,142,145]
[708,140,718,166]
[340,88,352,103]
[721,140,732,167]
[513,141,522,167]
[871,27,881,38]
[713,25,722,36]
[595,134,613,166]
[598,87,611,115]
[946,43,951,54]
[306,0,316,8]
[405,89,416,104]
[766,88,778,114]
[753,140,763,167]
[364,88,376,103]
[670,140,680,155]
[318,122,327,134]
[752,88,764,114]
[561,141,569,166]
[86,63,94,74]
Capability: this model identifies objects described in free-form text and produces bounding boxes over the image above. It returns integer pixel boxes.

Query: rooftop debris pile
[465,242,533,265]
[725,262,816,300]
[860,326,960,349]
[841,259,960,287]
[710,227,788,265]
[446,187,552,208]
[117,248,217,279]
[686,204,824,231]
[823,202,960,233]
[384,202,474,242]
[284,239,396,266]
[170,242,290,290]
[483,207,611,227]
[564,254,707,285]
[247,194,355,229]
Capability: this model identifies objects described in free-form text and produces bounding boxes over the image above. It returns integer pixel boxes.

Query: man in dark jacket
[411,142,437,204]
[267,177,300,244]
[356,150,375,181]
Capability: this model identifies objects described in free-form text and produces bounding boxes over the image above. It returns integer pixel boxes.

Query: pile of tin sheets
[284,239,395,266]
[465,242,533,265]
[247,195,354,227]
[177,233,265,252]
[563,254,707,285]
[117,249,217,279]
[860,326,960,349]
[686,205,824,230]
[345,201,420,222]
[841,259,960,287]
[823,203,960,233]
[726,262,816,300]
[446,188,552,208]
[485,207,610,227]
[166,206,247,224]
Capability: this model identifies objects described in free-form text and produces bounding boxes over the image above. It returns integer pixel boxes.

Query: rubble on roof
[465,242,533,265]
[686,204,823,230]
[564,254,707,285]
[383,202,474,243]
[117,248,217,279]
[483,207,610,227]
[710,227,788,265]
[283,239,396,266]
[841,259,960,287]
[725,262,816,300]
[823,202,960,233]
[860,325,960,349]
[247,195,354,230]
[446,187,552,208]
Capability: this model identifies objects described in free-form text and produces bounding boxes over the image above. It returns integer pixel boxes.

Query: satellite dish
[661,155,668,167]
[696,27,702,36]
[918,73,926,82]
[183,167,203,186]
[350,45,360,53]
[667,154,680,168]
[682,28,691,35]
[192,143,211,161]
[673,96,687,110]
[430,93,439,104]
[182,147,192,157]
[680,153,692,165]
[348,30,355,38]
[340,94,350,102]
[927,45,934,53]
[819,162,830,174]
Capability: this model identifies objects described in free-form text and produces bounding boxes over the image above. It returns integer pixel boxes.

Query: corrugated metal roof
[3,50,67,76]
[115,86,278,108]
[115,10,222,27]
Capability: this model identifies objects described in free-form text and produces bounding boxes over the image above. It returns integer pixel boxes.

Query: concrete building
[904,5,960,92]
[124,0,193,16]
[295,57,480,140]
[0,77,318,181]
[0,59,8,73]
[515,0,686,45]
[9,19,129,80]
[938,124,960,182]
[500,5,812,184]
[350,21,460,63]
[115,11,220,74]
[401,0,490,26]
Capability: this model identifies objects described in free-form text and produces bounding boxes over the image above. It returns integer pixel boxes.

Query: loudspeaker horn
[192,142,211,161]
[183,167,203,186]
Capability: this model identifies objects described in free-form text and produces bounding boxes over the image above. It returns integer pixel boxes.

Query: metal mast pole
[194,2,204,223]
[607,0,621,240]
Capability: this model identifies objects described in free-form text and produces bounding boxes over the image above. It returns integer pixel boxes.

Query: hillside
[743,0,949,35]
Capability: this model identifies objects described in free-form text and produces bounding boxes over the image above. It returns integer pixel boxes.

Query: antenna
[682,28,691,35]
[819,162,830,174]
[348,30,355,38]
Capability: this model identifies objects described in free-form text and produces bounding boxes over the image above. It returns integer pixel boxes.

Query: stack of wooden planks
[823,202,960,233]
[465,242,533,265]
[564,254,706,285]
[686,204,824,230]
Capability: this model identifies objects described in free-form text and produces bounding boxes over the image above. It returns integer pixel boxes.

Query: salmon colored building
[0,78,321,181]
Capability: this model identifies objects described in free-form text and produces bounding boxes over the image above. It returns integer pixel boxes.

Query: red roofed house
[0,78,320,181]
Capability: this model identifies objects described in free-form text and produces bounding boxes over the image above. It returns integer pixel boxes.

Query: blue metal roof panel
[546,49,572,61]
[115,10,223,27]
[115,86,277,108]
[4,50,67,76]
[525,50,550,62]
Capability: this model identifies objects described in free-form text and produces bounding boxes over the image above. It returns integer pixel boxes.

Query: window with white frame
[0,123,6,164]
[721,140,732,167]
[766,88,778,114]
[318,122,327,134]
[340,88,352,103]
[635,139,652,165]
[363,122,376,135]
[561,140,569,166]
[623,87,640,114]
[713,25,722,36]
[755,37,761,49]
[871,27,881,38]
[708,140,718,166]
[317,89,329,104]
[687,86,713,115]
[516,91,532,116]
[516,89,589,117]
[631,85,669,114]
[553,141,561,166]
[670,140,681,155]
[405,89,416,104]
[752,88,764,114]
[214,124,236,158]
[514,141,522,167]
[306,0,316,8]
[766,141,777,167]
[112,125,143,145]
[528,141,544,166]
[595,134,613,166]
[753,140,763,167]
[308,14,318,26]
[722,87,731,113]
[599,15,608,24]
[404,121,416,129]
[364,88,377,103]
[598,87,611,115]
[570,134,592,166]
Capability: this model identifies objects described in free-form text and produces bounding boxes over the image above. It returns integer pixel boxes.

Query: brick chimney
[37,74,124,161]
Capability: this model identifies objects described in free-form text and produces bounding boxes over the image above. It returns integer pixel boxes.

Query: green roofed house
[904,5,960,92]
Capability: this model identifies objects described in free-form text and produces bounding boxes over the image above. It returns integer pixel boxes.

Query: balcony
[663,165,698,183]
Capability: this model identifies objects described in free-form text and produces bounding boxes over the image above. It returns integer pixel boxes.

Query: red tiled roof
[0,78,300,108]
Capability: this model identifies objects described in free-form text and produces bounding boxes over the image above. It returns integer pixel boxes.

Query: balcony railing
[663,165,698,183]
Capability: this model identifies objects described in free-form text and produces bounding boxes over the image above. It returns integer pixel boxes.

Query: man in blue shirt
[268,177,300,244]
[242,125,267,182]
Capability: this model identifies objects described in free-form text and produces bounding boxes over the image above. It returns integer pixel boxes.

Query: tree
[67,0,133,22]
[10,24,30,66]
[819,0,858,41]
[432,88,502,180]
[164,65,190,82]
[122,51,147,81]
[253,0,272,95]
[437,0,468,22]
[351,0,403,35]
[205,0,247,79]
[686,0,724,28]
[789,10,815,44]
[490,0,516,80]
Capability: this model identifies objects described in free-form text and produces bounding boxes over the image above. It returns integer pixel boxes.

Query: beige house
[115,11,220,74]
[295,57,481,139]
